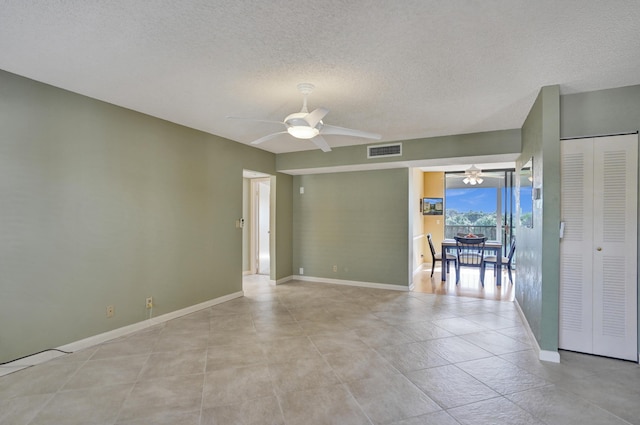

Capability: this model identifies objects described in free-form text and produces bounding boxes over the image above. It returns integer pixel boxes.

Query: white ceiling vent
[367,143,402,159]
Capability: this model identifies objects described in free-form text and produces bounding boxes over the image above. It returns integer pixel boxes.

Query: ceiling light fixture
[285,112,321,139]
[463,164,483,185]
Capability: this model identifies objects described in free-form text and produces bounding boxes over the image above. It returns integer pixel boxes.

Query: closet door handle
[596,247,602,251]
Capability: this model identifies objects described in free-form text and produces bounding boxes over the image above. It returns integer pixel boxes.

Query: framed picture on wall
[422,197,443,215]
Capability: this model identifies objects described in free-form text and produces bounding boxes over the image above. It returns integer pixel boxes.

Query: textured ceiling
[1,1,639,154]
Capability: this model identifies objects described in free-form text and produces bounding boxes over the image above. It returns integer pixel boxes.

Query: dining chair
[454,236,487,285]
[427,233,457,277]
[482,237,516,284]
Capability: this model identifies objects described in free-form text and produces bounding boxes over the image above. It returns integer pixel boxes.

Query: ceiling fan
[227,83,381,152]
[446,165,490,185]
[462,164,483,185]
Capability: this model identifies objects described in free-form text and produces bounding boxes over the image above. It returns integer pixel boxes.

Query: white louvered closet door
[560,139,595,354]
[560,134,638,362]
[592,135,637,360]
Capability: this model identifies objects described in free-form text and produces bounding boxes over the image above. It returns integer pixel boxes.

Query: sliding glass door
[445,169,515,256]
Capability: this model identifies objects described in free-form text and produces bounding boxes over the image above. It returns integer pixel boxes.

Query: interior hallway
[0,275,638,424]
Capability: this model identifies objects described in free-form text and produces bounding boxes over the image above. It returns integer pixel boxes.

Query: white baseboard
[60,291,244,353]
[1,291,244,374]
[539,349,561,363]
[514,298,560,363]
[293,275,409,291]
[275,275,293,285]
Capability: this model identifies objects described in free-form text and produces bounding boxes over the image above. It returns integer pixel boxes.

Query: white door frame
[250,177,271,275]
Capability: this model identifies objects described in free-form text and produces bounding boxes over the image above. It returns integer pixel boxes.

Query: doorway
[243,170,272,278]
[254,178,271,275]
[413,165,517,300]
[445,169,516,256]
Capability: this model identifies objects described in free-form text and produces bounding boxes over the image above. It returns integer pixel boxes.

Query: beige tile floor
[1,274,639,425]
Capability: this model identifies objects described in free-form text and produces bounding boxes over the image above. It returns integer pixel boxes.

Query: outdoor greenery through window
[444,169,521,249]
[520,158,533,228]
[445,186,499,239]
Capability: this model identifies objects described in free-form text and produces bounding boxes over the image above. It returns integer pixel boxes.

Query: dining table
[441,238,504,286]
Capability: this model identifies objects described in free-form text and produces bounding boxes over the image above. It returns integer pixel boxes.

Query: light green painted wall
[277,129,521,172]
[274,173,293,281]
[540,86,561,353]
[0,70,290,363]
[293,169,410,286]
[517,90,545,345]
[411,168,425,273]
[560,84,640,354]
[560,84,640,139]
[517,85,561,353]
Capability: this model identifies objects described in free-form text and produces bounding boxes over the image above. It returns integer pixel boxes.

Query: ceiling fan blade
[226,116,284,126]
[310,135,332,152]
[321,124,381,140]
[304,107,329,127]
[250,131,289,145]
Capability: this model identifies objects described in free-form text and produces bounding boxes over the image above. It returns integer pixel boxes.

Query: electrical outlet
[332,265,337,272]
[106,305,114,318]
[299,267,304,275]
[146,297,153,309]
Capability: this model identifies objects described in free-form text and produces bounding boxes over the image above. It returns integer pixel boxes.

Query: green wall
[560,84,640,139]
[277,129,521,173]
[0,70,290,363]
[517,85,561,353]
[293,169,410,286]
[274,173,293,282]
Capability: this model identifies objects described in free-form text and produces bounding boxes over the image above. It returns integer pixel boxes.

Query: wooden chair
[454,236,487,285]
[482,237,516,284]
[427,233,457,277]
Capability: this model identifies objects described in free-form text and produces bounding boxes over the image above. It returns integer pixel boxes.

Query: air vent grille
[367,143,402,159]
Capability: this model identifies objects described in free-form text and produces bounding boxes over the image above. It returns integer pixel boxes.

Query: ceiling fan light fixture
[285,111,321,139]
[463,164,483,185]
[231,83,379,152]
[287,125,319,139]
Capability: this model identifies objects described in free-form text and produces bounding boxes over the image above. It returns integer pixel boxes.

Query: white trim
[1,291,244,375]
[514,298,560,363]
[0,350,68,376]
[61,291,244,352]
[275,275,293,285]
[413,234,425,241]
[293,275,410,291]
[539,349,561,363]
